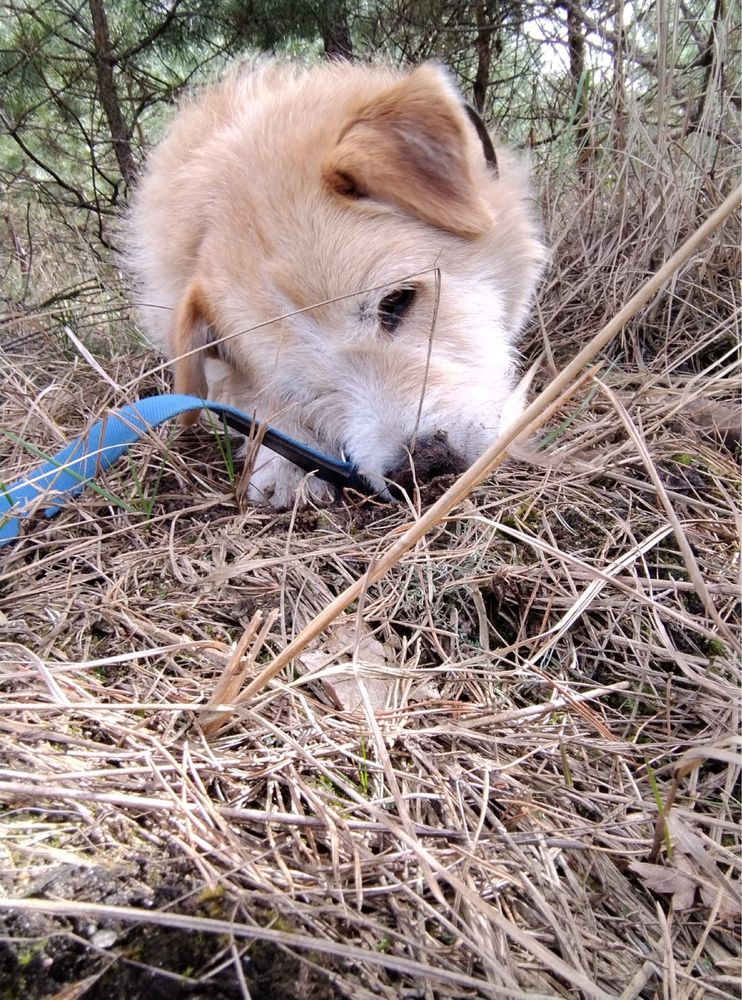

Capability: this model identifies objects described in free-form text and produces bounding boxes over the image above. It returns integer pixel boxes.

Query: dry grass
[0,53,740,1000]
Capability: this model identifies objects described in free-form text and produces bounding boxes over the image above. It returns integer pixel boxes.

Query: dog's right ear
[171,282,216,425]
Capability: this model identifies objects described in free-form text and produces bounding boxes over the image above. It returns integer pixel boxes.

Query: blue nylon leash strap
[0,394,370,548]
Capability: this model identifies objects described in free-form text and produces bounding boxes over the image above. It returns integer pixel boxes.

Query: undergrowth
[0,28,740,1000]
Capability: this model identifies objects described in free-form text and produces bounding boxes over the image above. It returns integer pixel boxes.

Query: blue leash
[0,394,370,548]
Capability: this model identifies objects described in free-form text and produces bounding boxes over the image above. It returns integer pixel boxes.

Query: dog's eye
[379,286,417,333]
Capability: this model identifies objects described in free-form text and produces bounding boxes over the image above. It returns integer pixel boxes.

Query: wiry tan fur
[126,59,546,506]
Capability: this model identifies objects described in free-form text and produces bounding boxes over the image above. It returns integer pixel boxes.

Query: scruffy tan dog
[127,59,545,506]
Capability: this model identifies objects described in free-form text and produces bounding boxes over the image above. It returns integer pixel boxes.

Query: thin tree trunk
[321,1,353,60]
[564,0,590,171]
[88,0,137,186]
[565,0,586,116]
[473,2,498,114]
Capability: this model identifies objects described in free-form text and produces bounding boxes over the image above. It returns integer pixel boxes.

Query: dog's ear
[324,64,492,238]
[171,282,216,424]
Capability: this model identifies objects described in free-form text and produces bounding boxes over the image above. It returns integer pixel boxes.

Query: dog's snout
[384,431,468,498]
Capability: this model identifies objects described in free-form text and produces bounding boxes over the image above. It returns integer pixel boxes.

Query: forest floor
[0,151,740,997]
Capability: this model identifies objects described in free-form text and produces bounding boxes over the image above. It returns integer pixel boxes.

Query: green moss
[16,941,49,967]
[707,637,728,659]
[197,884,230,919]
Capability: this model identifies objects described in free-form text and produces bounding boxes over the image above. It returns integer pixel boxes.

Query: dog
[126,59,546,507]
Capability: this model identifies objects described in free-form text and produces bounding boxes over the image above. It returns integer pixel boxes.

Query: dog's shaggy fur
[126,59,546,506]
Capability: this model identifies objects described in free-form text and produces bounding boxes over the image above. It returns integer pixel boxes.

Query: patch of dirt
[0,863,332,999]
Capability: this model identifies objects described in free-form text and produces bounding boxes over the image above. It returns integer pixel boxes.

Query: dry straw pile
[1,37,740,1000]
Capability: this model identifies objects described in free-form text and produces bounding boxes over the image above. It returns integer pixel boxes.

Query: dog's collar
[464,105,498,176]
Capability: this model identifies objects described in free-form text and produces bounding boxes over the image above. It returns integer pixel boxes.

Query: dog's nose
[384,431,468,497]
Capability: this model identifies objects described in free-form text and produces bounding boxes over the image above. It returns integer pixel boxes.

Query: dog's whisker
[409,263,441,455]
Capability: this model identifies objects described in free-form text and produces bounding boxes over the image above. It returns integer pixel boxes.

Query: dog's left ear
[171,282,217,424]
[324,64,492,238]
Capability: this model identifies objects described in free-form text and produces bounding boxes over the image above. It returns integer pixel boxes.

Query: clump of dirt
[0,863,328,999]
[385,430,467,499]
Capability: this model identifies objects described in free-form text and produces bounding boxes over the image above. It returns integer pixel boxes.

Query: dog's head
[167,61,546,498]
